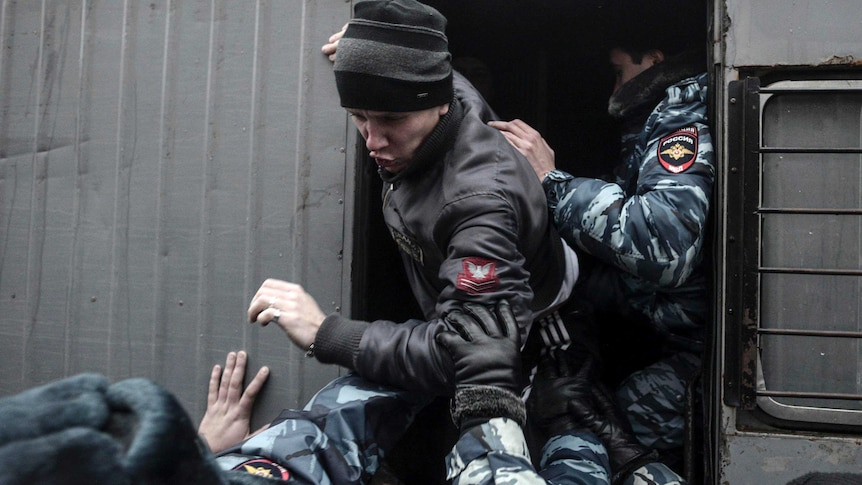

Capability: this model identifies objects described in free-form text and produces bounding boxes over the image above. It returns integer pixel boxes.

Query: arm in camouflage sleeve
[446,419,612,485]
[544,74,714,288]
[445,417,541,484]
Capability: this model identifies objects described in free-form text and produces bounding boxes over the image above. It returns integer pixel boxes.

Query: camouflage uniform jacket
[543,69,714,347]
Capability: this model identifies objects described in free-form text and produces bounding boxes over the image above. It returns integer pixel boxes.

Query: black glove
[586,382,659,485]
[435,300,526,428]
[437,300,522,392]
[527,347,596,436]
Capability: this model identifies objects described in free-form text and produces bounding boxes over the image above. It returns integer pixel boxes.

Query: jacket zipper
[383,182,395,210]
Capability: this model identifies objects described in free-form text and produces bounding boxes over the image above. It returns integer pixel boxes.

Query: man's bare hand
[198,351,269,454]
[321,24,347,62]
[488,119,557,181]
[248,279,326,351]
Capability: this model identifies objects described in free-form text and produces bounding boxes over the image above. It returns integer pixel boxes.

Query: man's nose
[365,126,387,151]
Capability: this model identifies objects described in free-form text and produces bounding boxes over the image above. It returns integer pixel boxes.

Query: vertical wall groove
[152,0,173,382]
[194,0,218,396]
[22,0,48,382]
[290,0,309,287]
[64,0,88,377]
[108,0,131,376]
[241,0,263,353]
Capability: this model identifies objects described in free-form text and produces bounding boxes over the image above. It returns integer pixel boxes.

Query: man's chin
[376,160,407,173]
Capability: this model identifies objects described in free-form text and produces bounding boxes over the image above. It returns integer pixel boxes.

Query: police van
[0,1,860,483]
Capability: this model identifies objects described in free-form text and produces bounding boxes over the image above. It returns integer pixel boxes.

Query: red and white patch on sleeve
[657,126,698,174]
[456,257,500,294]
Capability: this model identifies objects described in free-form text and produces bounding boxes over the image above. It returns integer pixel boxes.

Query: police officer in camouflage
[439,301,685,485]
[197,302,631,484]
[490,1,713,482]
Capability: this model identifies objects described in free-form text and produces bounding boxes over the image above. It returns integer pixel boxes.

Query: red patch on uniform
[232,458,290,480]
[657,127,698,174]
[456,257,500,294]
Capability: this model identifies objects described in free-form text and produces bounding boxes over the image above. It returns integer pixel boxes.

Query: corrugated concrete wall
[0,0,351,428]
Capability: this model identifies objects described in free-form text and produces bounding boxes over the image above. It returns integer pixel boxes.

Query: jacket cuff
[541,169,574,210]
[451,385,526,430]
[314,314,368,370]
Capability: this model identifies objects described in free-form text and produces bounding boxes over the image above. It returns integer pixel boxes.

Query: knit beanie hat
[334,0,453,112]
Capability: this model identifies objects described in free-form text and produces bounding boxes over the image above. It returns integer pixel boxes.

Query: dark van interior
[353,0,624,325]
[349,1,710,483]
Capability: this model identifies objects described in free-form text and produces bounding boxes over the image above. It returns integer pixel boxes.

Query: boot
[568,381,659,485]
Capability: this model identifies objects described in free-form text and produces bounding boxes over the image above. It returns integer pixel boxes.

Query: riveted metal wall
[0,0,352,428]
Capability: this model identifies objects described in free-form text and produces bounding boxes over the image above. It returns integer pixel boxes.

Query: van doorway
[348,1,712,482]
[350,0,622,325]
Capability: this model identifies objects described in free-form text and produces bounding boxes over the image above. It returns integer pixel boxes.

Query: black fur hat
[0,374,272,485]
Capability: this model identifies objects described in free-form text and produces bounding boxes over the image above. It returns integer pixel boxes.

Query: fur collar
[608,49,704,121]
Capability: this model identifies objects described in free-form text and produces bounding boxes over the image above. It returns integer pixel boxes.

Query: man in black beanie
[241,0,613,483]
[254,0,579,394]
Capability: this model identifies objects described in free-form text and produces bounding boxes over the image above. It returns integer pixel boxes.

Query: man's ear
[645,49,665,66]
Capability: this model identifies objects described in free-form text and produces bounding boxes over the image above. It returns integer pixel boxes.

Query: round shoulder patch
[232,457,290,480]
[657,127,698,174]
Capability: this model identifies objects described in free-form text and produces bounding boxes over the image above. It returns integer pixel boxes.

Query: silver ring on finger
[271,309,281,324]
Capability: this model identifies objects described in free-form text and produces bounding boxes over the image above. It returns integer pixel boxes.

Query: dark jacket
[315,73,573,394]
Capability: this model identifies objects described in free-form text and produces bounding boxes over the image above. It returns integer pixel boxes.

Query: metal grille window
[727,78,862,426]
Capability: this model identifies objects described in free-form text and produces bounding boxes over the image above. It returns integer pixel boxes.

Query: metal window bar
[755,330,862,402]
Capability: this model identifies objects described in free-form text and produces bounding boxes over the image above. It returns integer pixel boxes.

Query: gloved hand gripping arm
[435,300,526,431]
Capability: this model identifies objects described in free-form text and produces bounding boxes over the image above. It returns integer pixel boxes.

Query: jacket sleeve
[434,192,537,340]
[314,196,537,395]
[545,75,714,288]
[314,313,456,395]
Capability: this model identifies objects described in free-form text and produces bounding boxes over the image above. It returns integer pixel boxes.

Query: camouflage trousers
[615,352,701,451]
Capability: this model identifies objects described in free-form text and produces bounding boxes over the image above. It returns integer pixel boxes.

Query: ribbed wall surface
[0,0,351,427]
